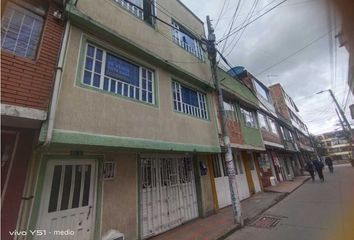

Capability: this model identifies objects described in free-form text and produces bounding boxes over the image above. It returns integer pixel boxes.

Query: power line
[255,28,334,76]
[220,0,243,54]
[224,0,260,57]
[217,0,288,44]
[215,0,229,28]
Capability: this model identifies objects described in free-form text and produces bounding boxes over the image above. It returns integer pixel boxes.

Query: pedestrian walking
[325,156,334,173]
[312,159,325,182]
[305,161,315,181]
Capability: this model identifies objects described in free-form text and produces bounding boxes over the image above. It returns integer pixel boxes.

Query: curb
[216,177,310,240]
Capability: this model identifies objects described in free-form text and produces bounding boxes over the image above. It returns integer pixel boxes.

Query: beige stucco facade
[75,0,211,82]
[53,24,219,148]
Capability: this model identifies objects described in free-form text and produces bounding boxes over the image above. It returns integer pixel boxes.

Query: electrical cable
[255,28,335,76]
[224,0,260,57]
[217,0,288,44]
[215,0,229,29]
[219,0,243,54]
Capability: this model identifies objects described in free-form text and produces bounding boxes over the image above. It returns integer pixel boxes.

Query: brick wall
[269,84,291,120]
[1,2,64,111]
[226,119,243,145]
[261,129,283,145]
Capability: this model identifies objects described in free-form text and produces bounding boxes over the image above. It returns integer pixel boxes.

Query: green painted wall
[218,68,259,107]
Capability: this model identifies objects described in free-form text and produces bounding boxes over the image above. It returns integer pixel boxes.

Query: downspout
[43,20,70,147]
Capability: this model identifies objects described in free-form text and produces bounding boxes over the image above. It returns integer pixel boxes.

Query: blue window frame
[172,81,208,119]
[1,2,44,59]
[82,43,155,104]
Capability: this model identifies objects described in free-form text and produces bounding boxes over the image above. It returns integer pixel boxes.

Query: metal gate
[140,155,198,238]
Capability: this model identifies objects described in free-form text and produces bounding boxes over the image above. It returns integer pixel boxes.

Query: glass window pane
[103,77,109,91]
[83,71,92,85]
[72,165,82,209]
[110,80,116,93]
[87,45,95,57]
[82,165,91,207]
[60,165,73,210]
[48,166,62,213]
[93,74,100,87]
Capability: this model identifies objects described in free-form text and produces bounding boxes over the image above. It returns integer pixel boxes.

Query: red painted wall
[1,128,35,240]
[1,2,64,111]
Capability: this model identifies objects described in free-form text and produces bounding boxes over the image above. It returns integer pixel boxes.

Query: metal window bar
[114,0,144,20]
[83,44,154,104]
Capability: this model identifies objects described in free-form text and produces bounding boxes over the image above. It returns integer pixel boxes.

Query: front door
[212,154,231,208]
[36,159,97,240]
[248,153,262,193]
[242,151,255,195]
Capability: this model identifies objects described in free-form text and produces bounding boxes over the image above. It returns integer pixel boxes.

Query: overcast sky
[181,0,353,135]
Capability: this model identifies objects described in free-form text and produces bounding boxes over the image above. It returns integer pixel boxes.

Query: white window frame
[258,112,269,131]
[172,81,208,120]
[171,20,204,60]
[82,43,155,104]
[224,101,237,122]
[1,2,44,59]
[241,108,257,128]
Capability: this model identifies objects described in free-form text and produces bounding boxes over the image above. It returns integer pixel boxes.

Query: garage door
[140,155,198,238]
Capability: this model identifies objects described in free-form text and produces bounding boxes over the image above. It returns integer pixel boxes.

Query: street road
[226,164,354,240]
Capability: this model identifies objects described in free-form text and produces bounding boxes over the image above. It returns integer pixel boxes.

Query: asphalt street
[226,164,354,240]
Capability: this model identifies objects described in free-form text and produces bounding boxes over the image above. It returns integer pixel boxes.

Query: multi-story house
[211,67,264,209]
[228,67,285,187]
[1,0,65,239]
[269,83,314,171]
[317,130,353,164]
[14,0,224,239]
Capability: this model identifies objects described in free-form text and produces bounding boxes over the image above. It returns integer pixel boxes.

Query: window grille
[171,20,204,60]
[103,161,116,180]
[82,43,155,104]
[172,81,208,120]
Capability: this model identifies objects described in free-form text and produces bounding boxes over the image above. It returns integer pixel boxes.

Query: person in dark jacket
[305,161,316,181]
[312,159,325,182]
[325,156,334,173]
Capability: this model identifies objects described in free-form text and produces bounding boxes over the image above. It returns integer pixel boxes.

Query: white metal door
[212,154,231,208]
[212,153,249,208]
[36,160,96,240]
[234,152,250,200]
[140,155,198,238]
[248,153,262,193]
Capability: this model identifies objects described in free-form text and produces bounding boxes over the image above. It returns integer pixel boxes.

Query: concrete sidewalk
[264,175,310,193]
[150,176,309,240]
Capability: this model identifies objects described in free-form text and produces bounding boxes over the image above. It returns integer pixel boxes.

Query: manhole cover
[251,216,281,228]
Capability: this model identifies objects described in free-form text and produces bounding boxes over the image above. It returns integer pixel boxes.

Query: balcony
[112,0,154,26]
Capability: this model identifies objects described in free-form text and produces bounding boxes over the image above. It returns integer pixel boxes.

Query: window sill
[77,82,158,109]
[1,50,38,64]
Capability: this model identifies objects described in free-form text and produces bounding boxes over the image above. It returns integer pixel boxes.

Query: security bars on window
[113,0,144,20]
[172,82,208,120]
[1,2,43,59]
[83,43,155,104]
[171,20,204,60]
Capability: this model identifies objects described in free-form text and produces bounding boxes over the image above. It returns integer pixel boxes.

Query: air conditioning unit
[102,230,124,240]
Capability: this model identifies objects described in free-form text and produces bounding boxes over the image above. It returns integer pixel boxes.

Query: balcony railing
[113,0,144,20]
[172,35,204,61]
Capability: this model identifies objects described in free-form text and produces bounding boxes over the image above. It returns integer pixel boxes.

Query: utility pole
[206,16,243,225]
[317,89,353,166]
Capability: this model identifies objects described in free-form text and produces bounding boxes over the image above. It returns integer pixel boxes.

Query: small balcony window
[171,20,204,60]
[1,2,44,59]
[112,0,155,26]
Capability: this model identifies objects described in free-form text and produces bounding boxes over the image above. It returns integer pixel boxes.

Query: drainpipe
[43,20,70,146]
